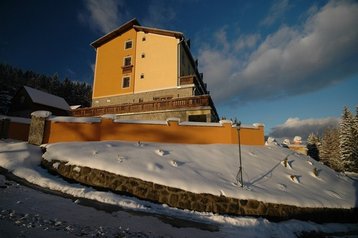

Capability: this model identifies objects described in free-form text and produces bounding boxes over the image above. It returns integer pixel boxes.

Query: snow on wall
[0,115,31,124]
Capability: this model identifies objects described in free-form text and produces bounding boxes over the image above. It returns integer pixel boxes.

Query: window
[141,53,145,58]
[140,73,144,79]
[124,56,132,66]
[125,40,132,49]
[122,76,130,88]
[142,36,146,41]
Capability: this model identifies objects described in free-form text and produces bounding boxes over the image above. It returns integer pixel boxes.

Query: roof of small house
[24,86,70,111]
[91,18,184,48]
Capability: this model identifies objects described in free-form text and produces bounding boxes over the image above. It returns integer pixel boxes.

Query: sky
[1,0,357,137]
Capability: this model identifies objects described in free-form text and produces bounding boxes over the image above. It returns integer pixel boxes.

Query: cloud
[79,0,127,34]
[260,0,290,26]
[142,0,176,28]
[198,0,358,104]
[269,117,339,139]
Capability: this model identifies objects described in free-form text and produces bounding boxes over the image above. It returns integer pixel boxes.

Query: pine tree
[339,106,355,171]
[351,106,358,172]
[307,133,320,161]
[320,127,342,171]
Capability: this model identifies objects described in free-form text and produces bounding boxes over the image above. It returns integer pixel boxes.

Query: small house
[8,86,70,118]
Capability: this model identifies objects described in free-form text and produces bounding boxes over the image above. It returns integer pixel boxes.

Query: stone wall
[41,159,357,222]
[92,87,193,107]
[115,107,212,122]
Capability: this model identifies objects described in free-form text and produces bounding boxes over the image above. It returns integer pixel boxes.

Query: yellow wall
[93,28,137,98]
[134,32,179,93]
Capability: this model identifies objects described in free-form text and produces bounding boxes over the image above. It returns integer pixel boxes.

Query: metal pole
[236,121,243,188]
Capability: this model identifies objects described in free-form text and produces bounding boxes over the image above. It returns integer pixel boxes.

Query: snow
[0,139,357,237]
[0,115,31,124]
[48,116,101,123]
[24,86,70,111]
[41,141,357,209]
[31,110,52,118]
[114,119,168,125]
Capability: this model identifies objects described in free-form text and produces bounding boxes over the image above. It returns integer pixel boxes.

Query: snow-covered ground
[1,140,357,237]
[42,140,357,208]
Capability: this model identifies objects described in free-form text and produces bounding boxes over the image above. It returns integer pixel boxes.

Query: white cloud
[79,0,126,34]
[198,0,358,104]
[260,0,290,27]
[269,117,339,139]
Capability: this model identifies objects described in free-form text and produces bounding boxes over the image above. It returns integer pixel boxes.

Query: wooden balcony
[72,95,219,121]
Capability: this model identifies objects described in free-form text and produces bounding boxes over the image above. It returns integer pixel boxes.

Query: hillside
[0,140,357,237]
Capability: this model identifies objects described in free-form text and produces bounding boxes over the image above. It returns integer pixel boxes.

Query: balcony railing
[179,75,207,94]
[72,95,219,121]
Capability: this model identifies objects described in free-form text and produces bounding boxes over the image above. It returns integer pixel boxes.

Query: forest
[0,63,92,114]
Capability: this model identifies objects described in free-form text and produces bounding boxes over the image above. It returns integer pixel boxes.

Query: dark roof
[24,86,70,111]
[91,18,184,48]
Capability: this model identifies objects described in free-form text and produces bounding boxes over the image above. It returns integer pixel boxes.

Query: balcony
[72,95,219,121]
[179,75,207,95]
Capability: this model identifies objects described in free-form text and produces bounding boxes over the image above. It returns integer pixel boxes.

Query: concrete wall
[42,117,264,145]
[92,87,193,107]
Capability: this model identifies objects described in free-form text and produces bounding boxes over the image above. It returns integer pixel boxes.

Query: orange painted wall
[8,122,30,141]
[42,119,265,145]
[43,121,100,143]
[93,28,137,98]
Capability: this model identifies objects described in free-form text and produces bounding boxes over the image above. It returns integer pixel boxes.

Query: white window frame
[124,40,133,49]
[122,76,131,88]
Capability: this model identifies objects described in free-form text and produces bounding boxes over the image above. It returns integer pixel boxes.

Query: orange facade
[93,28,137,98]
[42,118,264,145]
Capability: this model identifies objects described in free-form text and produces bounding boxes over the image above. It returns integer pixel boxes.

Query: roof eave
[90,18,140,49]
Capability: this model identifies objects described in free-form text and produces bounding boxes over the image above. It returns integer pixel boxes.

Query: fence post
[0,118,11,139]
[28,111,52,145]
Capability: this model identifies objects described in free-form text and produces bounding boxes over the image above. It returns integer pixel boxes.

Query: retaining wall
[42,159,357,222]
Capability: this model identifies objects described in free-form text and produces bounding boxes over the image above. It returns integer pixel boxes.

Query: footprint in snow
[116,155,125,163]
[248,152,257,157]
[278,183,287,191]
[325,190,342,199]
[169,160,178,167]
[155,149,167,156]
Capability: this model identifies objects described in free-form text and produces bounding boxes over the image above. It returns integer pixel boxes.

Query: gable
[24,86,70,111]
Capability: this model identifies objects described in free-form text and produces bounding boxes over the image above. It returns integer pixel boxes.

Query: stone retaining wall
[41,159,357,222]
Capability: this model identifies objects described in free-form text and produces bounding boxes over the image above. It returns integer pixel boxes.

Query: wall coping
[0,115,31,124]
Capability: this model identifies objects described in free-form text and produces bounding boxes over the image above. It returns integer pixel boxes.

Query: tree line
[0,63,92,114]
[307,106,358,173]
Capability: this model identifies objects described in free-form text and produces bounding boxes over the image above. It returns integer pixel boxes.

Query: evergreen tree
[339,106,355,171]
[307,133,320,161]
[351,106,358,172]
[0,63,92,111]
[320,127,342,171]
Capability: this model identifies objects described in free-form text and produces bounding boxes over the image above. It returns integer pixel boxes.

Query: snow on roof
[70,105,82,110]
[24,86,70,111]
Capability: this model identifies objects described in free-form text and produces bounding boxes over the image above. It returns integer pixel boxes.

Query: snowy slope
[41,141,357,209]
[1,140,358,238]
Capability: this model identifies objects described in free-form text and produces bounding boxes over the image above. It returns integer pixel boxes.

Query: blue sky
[1,0,357,137]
